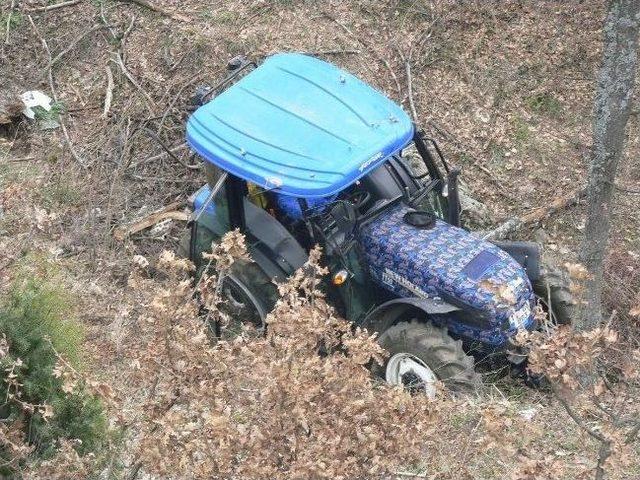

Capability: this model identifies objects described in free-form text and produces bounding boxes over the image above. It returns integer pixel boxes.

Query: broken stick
[116,0,190,23]
[113,201,189,241]
[483,188,586,241]
[103,64,114,118]
[28,0,82,12]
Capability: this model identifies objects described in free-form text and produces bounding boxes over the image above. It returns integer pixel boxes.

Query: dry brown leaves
[126,232,440,479]
[517,324,640,477]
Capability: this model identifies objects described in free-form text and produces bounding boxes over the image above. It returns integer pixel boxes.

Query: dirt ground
[1,0,640,478]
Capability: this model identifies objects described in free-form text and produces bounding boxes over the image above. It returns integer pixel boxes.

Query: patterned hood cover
[359,204,535,345]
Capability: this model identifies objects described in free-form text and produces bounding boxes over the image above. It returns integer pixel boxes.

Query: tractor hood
[359,205,535,332]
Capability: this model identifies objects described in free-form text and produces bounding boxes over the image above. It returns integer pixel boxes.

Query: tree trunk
[577,0,640,330]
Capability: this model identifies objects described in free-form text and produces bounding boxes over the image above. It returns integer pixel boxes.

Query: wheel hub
[216,276,265,338]
[385,353,438,398]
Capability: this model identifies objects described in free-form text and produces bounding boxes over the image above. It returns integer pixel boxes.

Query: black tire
[176,228,191,260]
[215,260,279,338]
[376,320,481,393]
[533,257,576,325]
[176,225,278,336]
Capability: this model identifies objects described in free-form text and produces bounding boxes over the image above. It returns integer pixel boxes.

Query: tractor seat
[243,199,308,274]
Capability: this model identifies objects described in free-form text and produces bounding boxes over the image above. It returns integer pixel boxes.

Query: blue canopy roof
[186,53,413,197]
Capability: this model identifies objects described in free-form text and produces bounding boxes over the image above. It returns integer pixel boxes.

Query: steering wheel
[362,195,404,221]
[345,189,371,209]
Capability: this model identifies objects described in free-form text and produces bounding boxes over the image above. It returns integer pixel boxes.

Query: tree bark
[578,0,640,329]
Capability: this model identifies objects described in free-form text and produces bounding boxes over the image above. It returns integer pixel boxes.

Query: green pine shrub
[0,277,107,460]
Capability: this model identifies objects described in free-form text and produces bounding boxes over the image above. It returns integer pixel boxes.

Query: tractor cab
[183,53,548,393]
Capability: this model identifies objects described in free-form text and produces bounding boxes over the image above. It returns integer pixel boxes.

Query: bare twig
[105,120,132,240]
[7,156,35,163]
[113,54,156,113]
[552,384,607,443]
[4,0,16,45]
[115,0,189,22]
[99,1,118,40]
[131,142,188,167]
[100,14,155,114]
[120,13,136,50]
[108,16,156,114]
[40,24,108,76]
[405,61,417,122]
[550,381,613,480]
[394,16,438,122]
[139,128,198,169]
[427,119,506,184]
[27,15,87,169]
[427,119,510,204]
[323,12,402,99]
[156,73,202,135]
[103,65,114,118]
[28,0,82,12]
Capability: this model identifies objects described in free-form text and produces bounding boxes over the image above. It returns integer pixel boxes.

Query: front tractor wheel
[214,260,279,339]
[376,320,481,397]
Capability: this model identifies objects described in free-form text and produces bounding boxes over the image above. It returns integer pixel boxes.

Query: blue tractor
[181,53,573,393]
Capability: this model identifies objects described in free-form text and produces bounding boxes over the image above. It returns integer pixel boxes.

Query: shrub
[0,277,107,461]
[128,233,439,479]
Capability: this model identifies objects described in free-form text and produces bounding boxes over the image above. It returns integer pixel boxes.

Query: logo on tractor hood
[359,152,384,172]
[382,268,430,299]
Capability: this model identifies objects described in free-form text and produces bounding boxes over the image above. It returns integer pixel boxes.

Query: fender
[492,241,540,282]
[361,297,459,335]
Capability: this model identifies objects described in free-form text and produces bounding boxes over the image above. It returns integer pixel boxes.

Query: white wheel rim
[385,353,438,398]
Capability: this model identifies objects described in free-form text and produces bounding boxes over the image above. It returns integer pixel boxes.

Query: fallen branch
[7,156,35,163]
[100,14,155,114]
[103,64,114,118]
[483,188,586,241]
[115,0,189,23]
[28,0,82,12]
[301,49,361,56]
[394,471,428,478]
[113,52,156,113]
[113,201,188,241]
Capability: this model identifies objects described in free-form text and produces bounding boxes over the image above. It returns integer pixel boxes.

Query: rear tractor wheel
[533,257,577,326]
[376,320,481,397]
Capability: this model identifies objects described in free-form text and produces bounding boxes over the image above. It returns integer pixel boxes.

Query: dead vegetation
[1,0,640,478]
